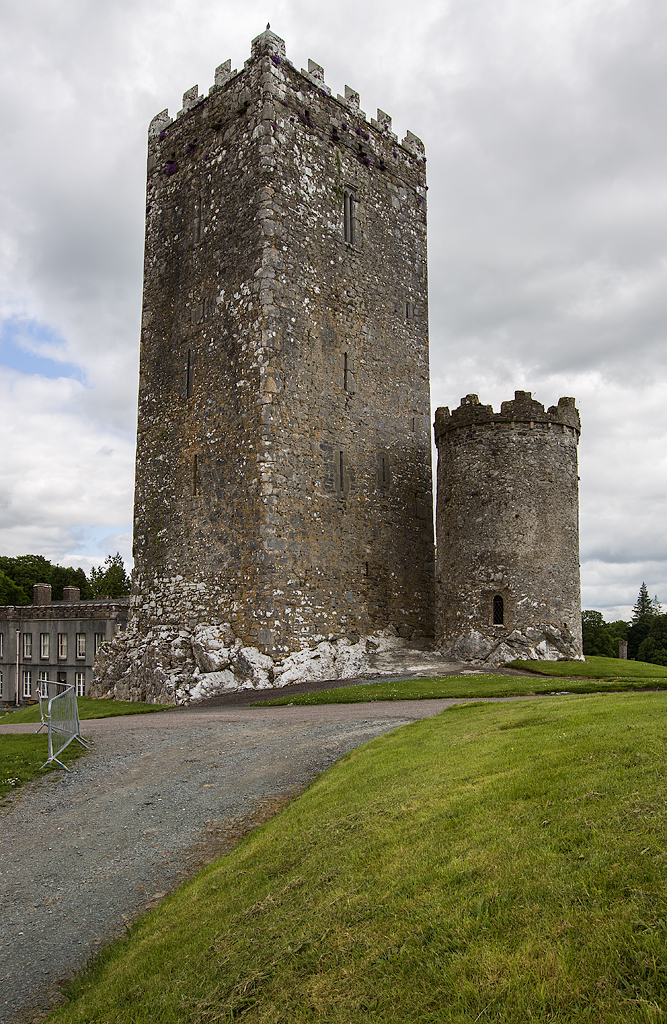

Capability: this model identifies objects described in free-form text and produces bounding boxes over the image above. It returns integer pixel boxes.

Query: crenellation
[251,26,287,61]
[212,59,234,92]
[402,129,425,156]
[148,109,173,137]
[178,84,202,117]
[434,390,581,442]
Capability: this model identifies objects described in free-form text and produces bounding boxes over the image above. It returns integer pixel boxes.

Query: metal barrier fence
[37,680,89,770]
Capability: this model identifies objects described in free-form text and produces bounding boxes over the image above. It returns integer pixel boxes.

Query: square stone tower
[132,28,434,655]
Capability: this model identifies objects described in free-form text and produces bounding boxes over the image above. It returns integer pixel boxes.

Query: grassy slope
[51,692,667,1023]
[513,656,667,679]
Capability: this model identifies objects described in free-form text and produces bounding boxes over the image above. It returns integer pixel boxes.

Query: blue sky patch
[0,317,86,382]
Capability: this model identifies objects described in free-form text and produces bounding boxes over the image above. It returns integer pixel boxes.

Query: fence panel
[37,681,89,770]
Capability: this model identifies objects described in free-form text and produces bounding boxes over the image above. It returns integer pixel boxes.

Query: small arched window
[493,594,504,625]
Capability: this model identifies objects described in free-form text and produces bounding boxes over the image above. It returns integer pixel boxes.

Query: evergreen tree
[628,583,660,659]
[632,582,654,622]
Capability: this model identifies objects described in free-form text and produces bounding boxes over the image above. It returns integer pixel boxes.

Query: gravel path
[0,700,468,1022]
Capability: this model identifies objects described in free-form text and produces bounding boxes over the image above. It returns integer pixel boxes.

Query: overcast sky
[1,0,666,620]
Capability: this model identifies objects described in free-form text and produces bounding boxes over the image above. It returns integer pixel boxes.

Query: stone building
[0,585,128,705]
[90,30,583,703]
[129,28,433,658]
[434,392,583,664]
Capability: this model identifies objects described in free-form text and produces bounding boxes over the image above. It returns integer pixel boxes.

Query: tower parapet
[434,391,583,665]
[434,391,580,440]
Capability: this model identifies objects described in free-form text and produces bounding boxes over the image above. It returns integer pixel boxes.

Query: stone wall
[434,391,583,662]
[131,28,434,668]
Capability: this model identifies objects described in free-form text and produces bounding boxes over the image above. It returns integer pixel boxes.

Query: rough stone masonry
[92,28,435,702]
[434,391,583,666]
[91,29,583,704]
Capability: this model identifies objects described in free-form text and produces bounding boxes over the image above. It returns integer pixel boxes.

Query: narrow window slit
[343,352,348,391]
[493,594,504,625]
[343,191,356,244]
[192,454,198,496]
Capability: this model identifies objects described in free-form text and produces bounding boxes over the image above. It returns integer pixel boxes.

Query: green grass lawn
[0,733,86,801]
[513,655,667,680]
[0,695,169,725]
[48,692,667,1023]
[253,661,667,707]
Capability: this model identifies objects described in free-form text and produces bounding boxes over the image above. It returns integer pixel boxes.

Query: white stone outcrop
[441,624,584,665]
[90,623,408,705]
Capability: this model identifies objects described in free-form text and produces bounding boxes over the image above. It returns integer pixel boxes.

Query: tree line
[0,553,131,605]
[583,582,667,665]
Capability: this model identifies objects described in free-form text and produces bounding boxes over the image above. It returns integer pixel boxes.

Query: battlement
[146,27,425,159]
[434,391,580,443]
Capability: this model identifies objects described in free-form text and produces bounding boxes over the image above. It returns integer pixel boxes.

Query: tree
[89,553,131,598]
[637,614,667,666]
[0,554,94,601]
[632,582,654,622]
[0,554,53,598]
[581,610,616,657]
[0,568,28,605]
[628,583,660,659]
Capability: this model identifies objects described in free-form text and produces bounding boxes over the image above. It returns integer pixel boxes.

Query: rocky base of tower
[440,624,583,666]
[90,623,412,705]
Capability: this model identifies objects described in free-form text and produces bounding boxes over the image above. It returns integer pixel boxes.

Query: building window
[493,594,504,625]
[57,671,67,686]
[0,633,3,658]
[22,670,32,698]
[343,190,356,244]
[23,633,32,659]
[94,633,105,656]
[185,347,193,398]
[40,633,50,659]
[38,671,49,697]
[406,300,415,320]
[75,672,85,697]
[0,670,3,697]
[335,449,349,498]
[58,633,67,659]
[76,634,86,659]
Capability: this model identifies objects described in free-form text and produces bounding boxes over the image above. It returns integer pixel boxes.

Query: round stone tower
[434,391,583,664]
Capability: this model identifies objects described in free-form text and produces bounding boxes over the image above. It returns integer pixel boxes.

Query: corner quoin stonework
[131,28,434,658]
[434,392,583,663]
